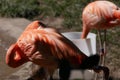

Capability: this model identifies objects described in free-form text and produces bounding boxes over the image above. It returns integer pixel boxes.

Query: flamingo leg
[102,30,107,66]
[93,66,109,80]
[96,30,108,80]
[59,59,71,80]
[97,30,107,66]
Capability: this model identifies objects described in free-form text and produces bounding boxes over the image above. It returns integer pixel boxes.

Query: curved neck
[6,44,29,68]
[81,25,90,39]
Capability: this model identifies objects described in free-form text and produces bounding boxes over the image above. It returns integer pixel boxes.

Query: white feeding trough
[62,32,96,56]
[61,32,97,80]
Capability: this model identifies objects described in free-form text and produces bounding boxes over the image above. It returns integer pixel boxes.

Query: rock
[0,18,32,80]
[6,62,41,80]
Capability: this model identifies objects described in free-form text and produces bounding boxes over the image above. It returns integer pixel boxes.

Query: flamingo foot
[93,66,109,80]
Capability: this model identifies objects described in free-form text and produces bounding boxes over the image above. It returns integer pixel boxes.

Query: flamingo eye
[116,7,119,10]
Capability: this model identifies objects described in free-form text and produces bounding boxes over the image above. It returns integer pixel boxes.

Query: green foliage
[38,0,120,29]
[39,0,93,29]
[0,0,94,29]
[0,0,41,19]
[1,0,120,29]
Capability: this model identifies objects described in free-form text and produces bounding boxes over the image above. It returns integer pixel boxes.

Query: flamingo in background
[6,21,109,80]
[81,1,120,79]
[81,0,120,38]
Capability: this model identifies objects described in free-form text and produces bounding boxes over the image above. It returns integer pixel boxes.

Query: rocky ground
[0,18,31,80]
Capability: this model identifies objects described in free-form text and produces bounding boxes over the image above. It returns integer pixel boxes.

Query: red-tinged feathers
[6,21,87,68]
[68,54,87,68]
[113,10,120,19]
[6,44,29,68]
[24,21,46,31]
[25,21,40,30]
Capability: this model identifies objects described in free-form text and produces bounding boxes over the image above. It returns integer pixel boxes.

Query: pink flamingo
[81,0,120,38]
[6,21,109,80]
[81,1,120,79]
